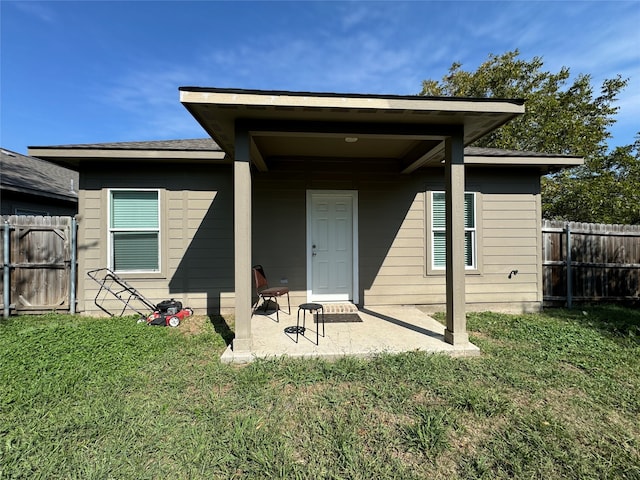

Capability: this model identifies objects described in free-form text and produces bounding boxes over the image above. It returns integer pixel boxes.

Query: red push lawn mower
[144,299,193,327]
[87,268,193,327]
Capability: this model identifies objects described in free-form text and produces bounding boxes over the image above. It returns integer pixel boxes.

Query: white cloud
[93,0,640,145]
[104,68,190,110]
[198,10,439,95]
[96,65,206,140]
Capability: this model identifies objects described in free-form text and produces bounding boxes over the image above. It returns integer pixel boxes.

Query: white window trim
[108,188,161,273]
[430,191,477,271]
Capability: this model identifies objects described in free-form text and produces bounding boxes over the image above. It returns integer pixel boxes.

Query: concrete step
[320,303,359,314]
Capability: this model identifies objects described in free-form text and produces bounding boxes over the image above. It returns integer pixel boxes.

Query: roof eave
[464,154,584,173]
[0,183,78,202]
[179,87,526,162]
[179,86,526,112]
[27,147,227,169]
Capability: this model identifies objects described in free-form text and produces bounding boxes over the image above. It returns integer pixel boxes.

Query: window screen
[431,192,476,269]
[109,190,159,272]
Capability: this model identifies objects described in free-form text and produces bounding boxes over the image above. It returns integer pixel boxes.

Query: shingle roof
[29,138,222,151]
[1,148,79,202]
[464,146,581,158]
[29,139,576,159]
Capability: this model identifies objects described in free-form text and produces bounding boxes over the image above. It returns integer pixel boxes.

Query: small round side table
[296,303,325,344]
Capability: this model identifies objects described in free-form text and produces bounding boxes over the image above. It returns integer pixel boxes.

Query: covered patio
[180,87,525,362]
[221,304,480,363]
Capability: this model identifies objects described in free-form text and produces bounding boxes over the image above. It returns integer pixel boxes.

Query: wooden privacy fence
[542,220,640,307]
[1,215,77,317]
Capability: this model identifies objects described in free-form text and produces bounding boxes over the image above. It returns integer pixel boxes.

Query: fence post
[566,223,572,309]
[3,221,10,318]
[70,216,77,314]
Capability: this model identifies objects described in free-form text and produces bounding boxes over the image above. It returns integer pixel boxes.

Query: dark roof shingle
[29,138,222,151]
[464,146,581,158]
[1,148,78,201]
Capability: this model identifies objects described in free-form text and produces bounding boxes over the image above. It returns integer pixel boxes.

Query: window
[109,190,159,272]
[431,191,476,270]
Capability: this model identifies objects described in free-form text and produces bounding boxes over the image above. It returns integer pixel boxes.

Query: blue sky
[1,1,639,155]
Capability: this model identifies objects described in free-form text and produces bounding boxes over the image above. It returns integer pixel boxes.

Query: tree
[420,51,638,223]
[542,138,640,224]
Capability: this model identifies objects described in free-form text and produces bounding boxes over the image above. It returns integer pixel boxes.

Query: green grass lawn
[1,306,639,479]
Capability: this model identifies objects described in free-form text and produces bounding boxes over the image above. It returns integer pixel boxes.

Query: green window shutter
[432,192,446,229]
[433,192,446,268]
[464,232,474,266]
[464,193,475,267]
[112,232,159,271]
[433,193,474,228]
[432,191,475,269]
[435,233,474,268]
[433,231,446,267]
[110,190,160,271]
[111,191,158,229]
[464,193,475,228]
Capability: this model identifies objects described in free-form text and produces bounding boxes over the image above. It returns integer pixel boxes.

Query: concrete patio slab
[220,305,480,363]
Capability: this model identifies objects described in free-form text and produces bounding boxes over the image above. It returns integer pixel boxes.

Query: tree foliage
[542,139,640,224]
[420,50,638,223]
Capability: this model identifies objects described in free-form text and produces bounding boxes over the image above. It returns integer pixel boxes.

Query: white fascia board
[180,90,525,115]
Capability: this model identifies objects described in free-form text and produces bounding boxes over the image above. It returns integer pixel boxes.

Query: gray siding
[78,163,233,316]
[253,160,543,313]
[77,159,543,316]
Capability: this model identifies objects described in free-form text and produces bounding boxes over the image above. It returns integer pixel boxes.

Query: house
[1,147,78,216]
[29,87,582,359]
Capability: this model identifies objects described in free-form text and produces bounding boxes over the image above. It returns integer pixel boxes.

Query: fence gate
[1,215,77,316]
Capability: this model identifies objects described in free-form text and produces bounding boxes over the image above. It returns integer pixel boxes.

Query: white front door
[307,191,358,302]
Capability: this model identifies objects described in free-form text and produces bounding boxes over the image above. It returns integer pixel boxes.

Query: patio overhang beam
[400,141,445,174]
[238,119,464,137]
[237,119,461,173]
[249,136,268,172]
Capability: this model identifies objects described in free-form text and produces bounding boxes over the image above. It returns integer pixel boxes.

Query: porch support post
[232,126,252,352]
[444,131,469,345]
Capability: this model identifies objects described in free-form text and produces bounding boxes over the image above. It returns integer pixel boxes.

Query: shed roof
[180,87,529,172]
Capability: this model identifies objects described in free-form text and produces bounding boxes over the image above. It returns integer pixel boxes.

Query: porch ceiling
[180,87,525,172]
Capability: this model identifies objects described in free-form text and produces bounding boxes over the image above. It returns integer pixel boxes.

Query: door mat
[315,313,363,323]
